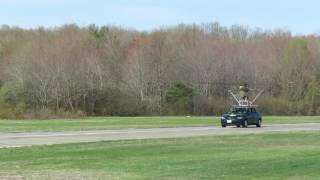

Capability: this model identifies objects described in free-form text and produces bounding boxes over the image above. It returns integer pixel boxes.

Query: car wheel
[256,119,262,127]
[236,124,241,128]
[242,120,248,128]
[222,125,226,128]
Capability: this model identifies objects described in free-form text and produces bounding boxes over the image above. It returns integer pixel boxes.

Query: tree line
[0,23,320,118]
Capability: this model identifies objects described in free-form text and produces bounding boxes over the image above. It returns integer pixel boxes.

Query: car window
[231,108,249,114]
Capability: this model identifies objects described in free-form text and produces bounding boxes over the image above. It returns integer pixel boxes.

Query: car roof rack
[228,90,263,107]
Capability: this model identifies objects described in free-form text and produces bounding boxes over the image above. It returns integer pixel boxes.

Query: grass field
[0,131,320,179]
[0,116,320,132]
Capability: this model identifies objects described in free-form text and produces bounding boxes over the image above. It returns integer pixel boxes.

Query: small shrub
[166,83,195,115]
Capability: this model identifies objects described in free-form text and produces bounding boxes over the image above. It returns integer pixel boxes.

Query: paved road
[1,123,320,148]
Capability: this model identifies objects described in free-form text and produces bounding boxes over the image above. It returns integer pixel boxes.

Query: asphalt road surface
[1,123,320,148]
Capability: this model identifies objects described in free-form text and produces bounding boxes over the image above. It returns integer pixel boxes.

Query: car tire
[236,124,241,128]
[256,119,262,127]
[222,125,226,128]
[242,120,248,128]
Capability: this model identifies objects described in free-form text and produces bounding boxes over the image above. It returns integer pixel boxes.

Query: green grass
[0,116,215,132]
[1,131,320,179]
[264,116,320,124]
[0,116,320,132]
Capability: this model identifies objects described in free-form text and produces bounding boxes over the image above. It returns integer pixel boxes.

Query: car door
[247,108,255,124]
[250,108,258,124]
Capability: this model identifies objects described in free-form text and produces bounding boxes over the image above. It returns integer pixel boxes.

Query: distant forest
[0,23,320,118]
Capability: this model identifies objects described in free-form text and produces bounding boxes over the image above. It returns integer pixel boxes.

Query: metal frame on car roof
[228,90,263,107]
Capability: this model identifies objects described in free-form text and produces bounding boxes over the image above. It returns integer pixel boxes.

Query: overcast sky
[1,0,319,35]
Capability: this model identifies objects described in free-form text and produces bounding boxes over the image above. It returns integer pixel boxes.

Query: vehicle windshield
[230,107,249,114]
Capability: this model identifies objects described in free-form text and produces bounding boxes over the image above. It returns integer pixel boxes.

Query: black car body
[221,106,262,128]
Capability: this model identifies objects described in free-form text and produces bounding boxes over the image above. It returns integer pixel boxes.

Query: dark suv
[221,106,262,128]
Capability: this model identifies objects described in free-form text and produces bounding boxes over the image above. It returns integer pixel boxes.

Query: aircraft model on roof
[228,84,264,107]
